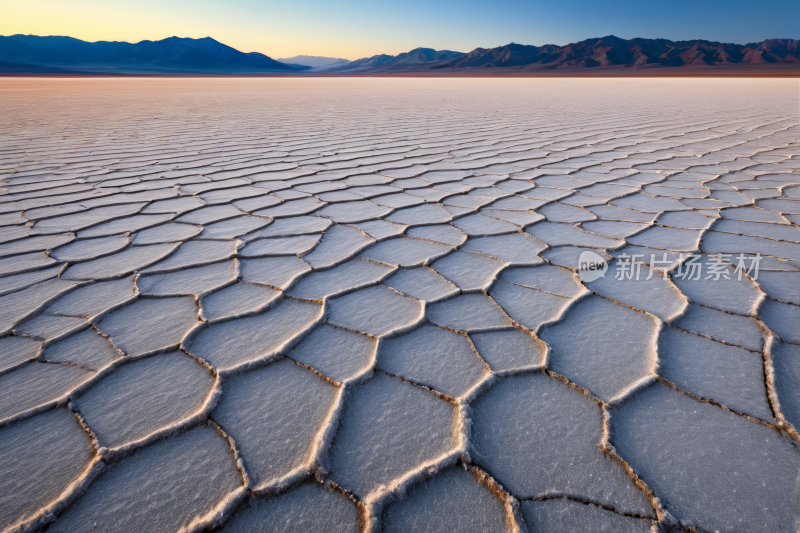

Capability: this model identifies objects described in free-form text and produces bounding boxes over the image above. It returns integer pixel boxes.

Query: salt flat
[0,77,799,532]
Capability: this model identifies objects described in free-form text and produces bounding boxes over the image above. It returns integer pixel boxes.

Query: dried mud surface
[1,78,799,532]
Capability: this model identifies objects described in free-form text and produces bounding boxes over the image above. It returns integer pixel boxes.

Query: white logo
[578,251,607,282]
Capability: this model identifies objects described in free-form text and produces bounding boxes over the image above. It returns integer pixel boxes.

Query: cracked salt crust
[0,77,798,532]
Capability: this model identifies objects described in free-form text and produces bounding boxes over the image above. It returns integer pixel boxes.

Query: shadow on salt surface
[471,373,653,516]
[220,483,358,533]
[326,373,457,500]
[47,426,243,533]
[72,351,215,449]
[540,296,658,402]
[213,358,338,490]
[0,409,94,531]
[611,383,800,532]
[379,325,488,398]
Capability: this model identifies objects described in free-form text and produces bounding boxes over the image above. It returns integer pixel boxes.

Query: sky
[3,0,799,60]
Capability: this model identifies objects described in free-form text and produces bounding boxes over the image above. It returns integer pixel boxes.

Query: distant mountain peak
[320,46,466,72]
[276,55,350,68]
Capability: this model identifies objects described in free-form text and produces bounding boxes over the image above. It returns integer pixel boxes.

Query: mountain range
[431,36,800,70]
[316,48,465,72]
[0,35,309,74]
[1,34,798,76]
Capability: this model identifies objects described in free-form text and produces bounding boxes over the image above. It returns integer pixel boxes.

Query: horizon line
[4,33,797,62]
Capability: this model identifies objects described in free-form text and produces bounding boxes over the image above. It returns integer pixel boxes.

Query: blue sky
[5,0,798,59]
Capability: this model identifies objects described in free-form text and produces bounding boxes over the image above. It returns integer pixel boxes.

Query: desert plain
[0,77,799,532]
